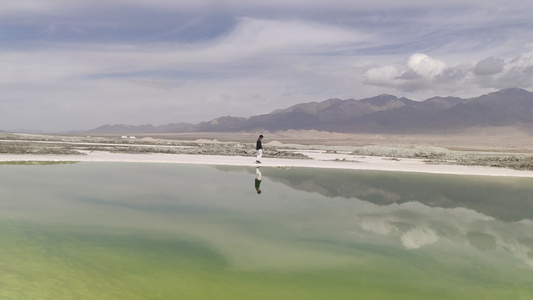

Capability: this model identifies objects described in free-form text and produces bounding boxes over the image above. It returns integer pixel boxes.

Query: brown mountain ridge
[86,88,533,134]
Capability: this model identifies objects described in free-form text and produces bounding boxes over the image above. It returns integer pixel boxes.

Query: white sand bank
[2,150,533,178]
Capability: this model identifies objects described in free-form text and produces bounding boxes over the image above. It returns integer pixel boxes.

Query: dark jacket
[256,139,263,150]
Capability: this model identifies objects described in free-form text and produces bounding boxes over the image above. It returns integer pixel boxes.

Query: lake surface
[1,162,533,299]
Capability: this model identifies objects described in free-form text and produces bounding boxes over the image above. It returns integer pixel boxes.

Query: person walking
[256,134,263,164]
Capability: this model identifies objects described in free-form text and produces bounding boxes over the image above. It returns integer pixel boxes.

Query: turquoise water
[1,163,533,299]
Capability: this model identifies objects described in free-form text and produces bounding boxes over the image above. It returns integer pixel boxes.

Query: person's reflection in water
[255,167,262,194]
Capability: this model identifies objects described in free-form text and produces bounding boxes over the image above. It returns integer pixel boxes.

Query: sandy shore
[2,150,533,178]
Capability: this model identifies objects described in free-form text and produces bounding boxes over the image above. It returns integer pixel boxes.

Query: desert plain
[2,127,533,177]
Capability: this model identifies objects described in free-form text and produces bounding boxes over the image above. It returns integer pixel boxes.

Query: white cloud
[363,50,533,96]
[1,0,533,131]
[223,18,364,53]
[507,49,533,72]
[363,53,447,92]
[407,53,446,78]
[360,65,401,87]
[474,57,504,76]
[0,16,371,131]
[4,0,530,13]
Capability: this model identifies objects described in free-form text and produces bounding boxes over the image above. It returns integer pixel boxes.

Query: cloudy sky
[1,0,533,132]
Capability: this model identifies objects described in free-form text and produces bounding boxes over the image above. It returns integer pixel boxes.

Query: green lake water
[1,163,533,299]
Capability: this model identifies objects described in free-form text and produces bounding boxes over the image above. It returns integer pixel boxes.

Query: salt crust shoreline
[2,150,533,178]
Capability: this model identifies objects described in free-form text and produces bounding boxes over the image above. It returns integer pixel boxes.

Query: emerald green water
[1,163,533,299]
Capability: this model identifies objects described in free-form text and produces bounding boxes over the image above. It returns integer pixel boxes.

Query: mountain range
[86,88,533,134]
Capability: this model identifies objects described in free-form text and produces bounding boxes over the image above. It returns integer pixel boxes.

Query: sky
[1,0,533,132]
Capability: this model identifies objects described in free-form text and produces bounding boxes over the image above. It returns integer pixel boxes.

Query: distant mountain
[153,122,196,132]
[195,116,247,132]
[85,88,533,134]
[86,124,157,134]
[86,122,196,134]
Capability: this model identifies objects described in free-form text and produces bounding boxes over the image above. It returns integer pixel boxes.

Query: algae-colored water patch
[0,163,532,299]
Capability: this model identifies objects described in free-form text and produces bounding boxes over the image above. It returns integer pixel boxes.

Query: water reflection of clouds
[3,164,533,273]
[401,226,439,249]
[234,167,533,269]
[258,167,533,222]
[331,200,533,268]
